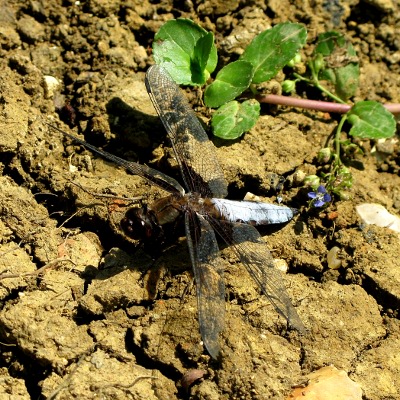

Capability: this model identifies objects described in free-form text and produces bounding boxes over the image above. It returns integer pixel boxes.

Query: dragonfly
[50,65,305,359]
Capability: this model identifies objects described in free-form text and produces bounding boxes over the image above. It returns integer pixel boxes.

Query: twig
[0,258,76,280]
[257,94,400,115]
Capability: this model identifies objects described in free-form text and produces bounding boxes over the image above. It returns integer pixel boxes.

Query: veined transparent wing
[185,211,225,359]
[145,65,228,199]
[210,219,305,332]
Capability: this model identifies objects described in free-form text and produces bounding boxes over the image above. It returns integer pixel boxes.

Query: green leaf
[315,32,359,100]
[211,99,260,140]
[334,63,359,100]
[192,32,214,83]
[240,22,307,84]
[204,60,254,108]
[153,19,217,85]
[347,101,396,139]
[315,31,346,55]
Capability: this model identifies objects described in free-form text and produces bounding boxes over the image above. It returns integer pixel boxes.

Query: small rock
[327,246,342,270]
[17,15,46,43]
[43,75,61,99]
[356,203,400,233]
[287,365,362,400]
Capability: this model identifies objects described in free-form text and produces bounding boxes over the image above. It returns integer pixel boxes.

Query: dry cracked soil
[0,0,400,399]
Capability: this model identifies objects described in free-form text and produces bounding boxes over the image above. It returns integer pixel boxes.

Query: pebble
[43,75,61,99]
[356,203,400,233]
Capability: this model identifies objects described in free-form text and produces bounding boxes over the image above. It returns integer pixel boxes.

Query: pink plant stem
[257,94,400,115]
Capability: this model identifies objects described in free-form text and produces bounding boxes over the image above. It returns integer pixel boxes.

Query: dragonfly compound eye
[121,207,154,240]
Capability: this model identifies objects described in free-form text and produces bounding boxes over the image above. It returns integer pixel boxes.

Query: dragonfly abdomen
[210,198,297,226]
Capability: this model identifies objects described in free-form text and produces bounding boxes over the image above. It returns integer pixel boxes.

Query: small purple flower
[308,185,331,207]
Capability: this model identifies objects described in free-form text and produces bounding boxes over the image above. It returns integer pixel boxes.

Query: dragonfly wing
[185,211,225,359]
[146,65,228,198]
[210,219,305,332]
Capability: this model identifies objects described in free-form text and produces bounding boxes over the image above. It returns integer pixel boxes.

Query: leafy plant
[152,19,397,203]
[153,19,217,85]
[153,19,307,139]
[283,32,396,201]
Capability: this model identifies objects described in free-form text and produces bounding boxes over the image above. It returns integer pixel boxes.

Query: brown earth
[0,0,400,399]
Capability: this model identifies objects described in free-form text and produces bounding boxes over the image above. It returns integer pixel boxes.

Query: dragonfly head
[120,206,157,241]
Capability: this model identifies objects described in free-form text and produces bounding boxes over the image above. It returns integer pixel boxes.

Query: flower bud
[336,166,353,188]
[282,79,296,93]
[304,175,320,190]
[286,53,302,67]
[317,147,332,164]
[337,165,350,175]
[312,54,325,74]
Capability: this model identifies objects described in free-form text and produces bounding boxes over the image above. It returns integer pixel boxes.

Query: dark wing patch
[146,65,228,199]
[185,211,225,359]
[210,219,305,333]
